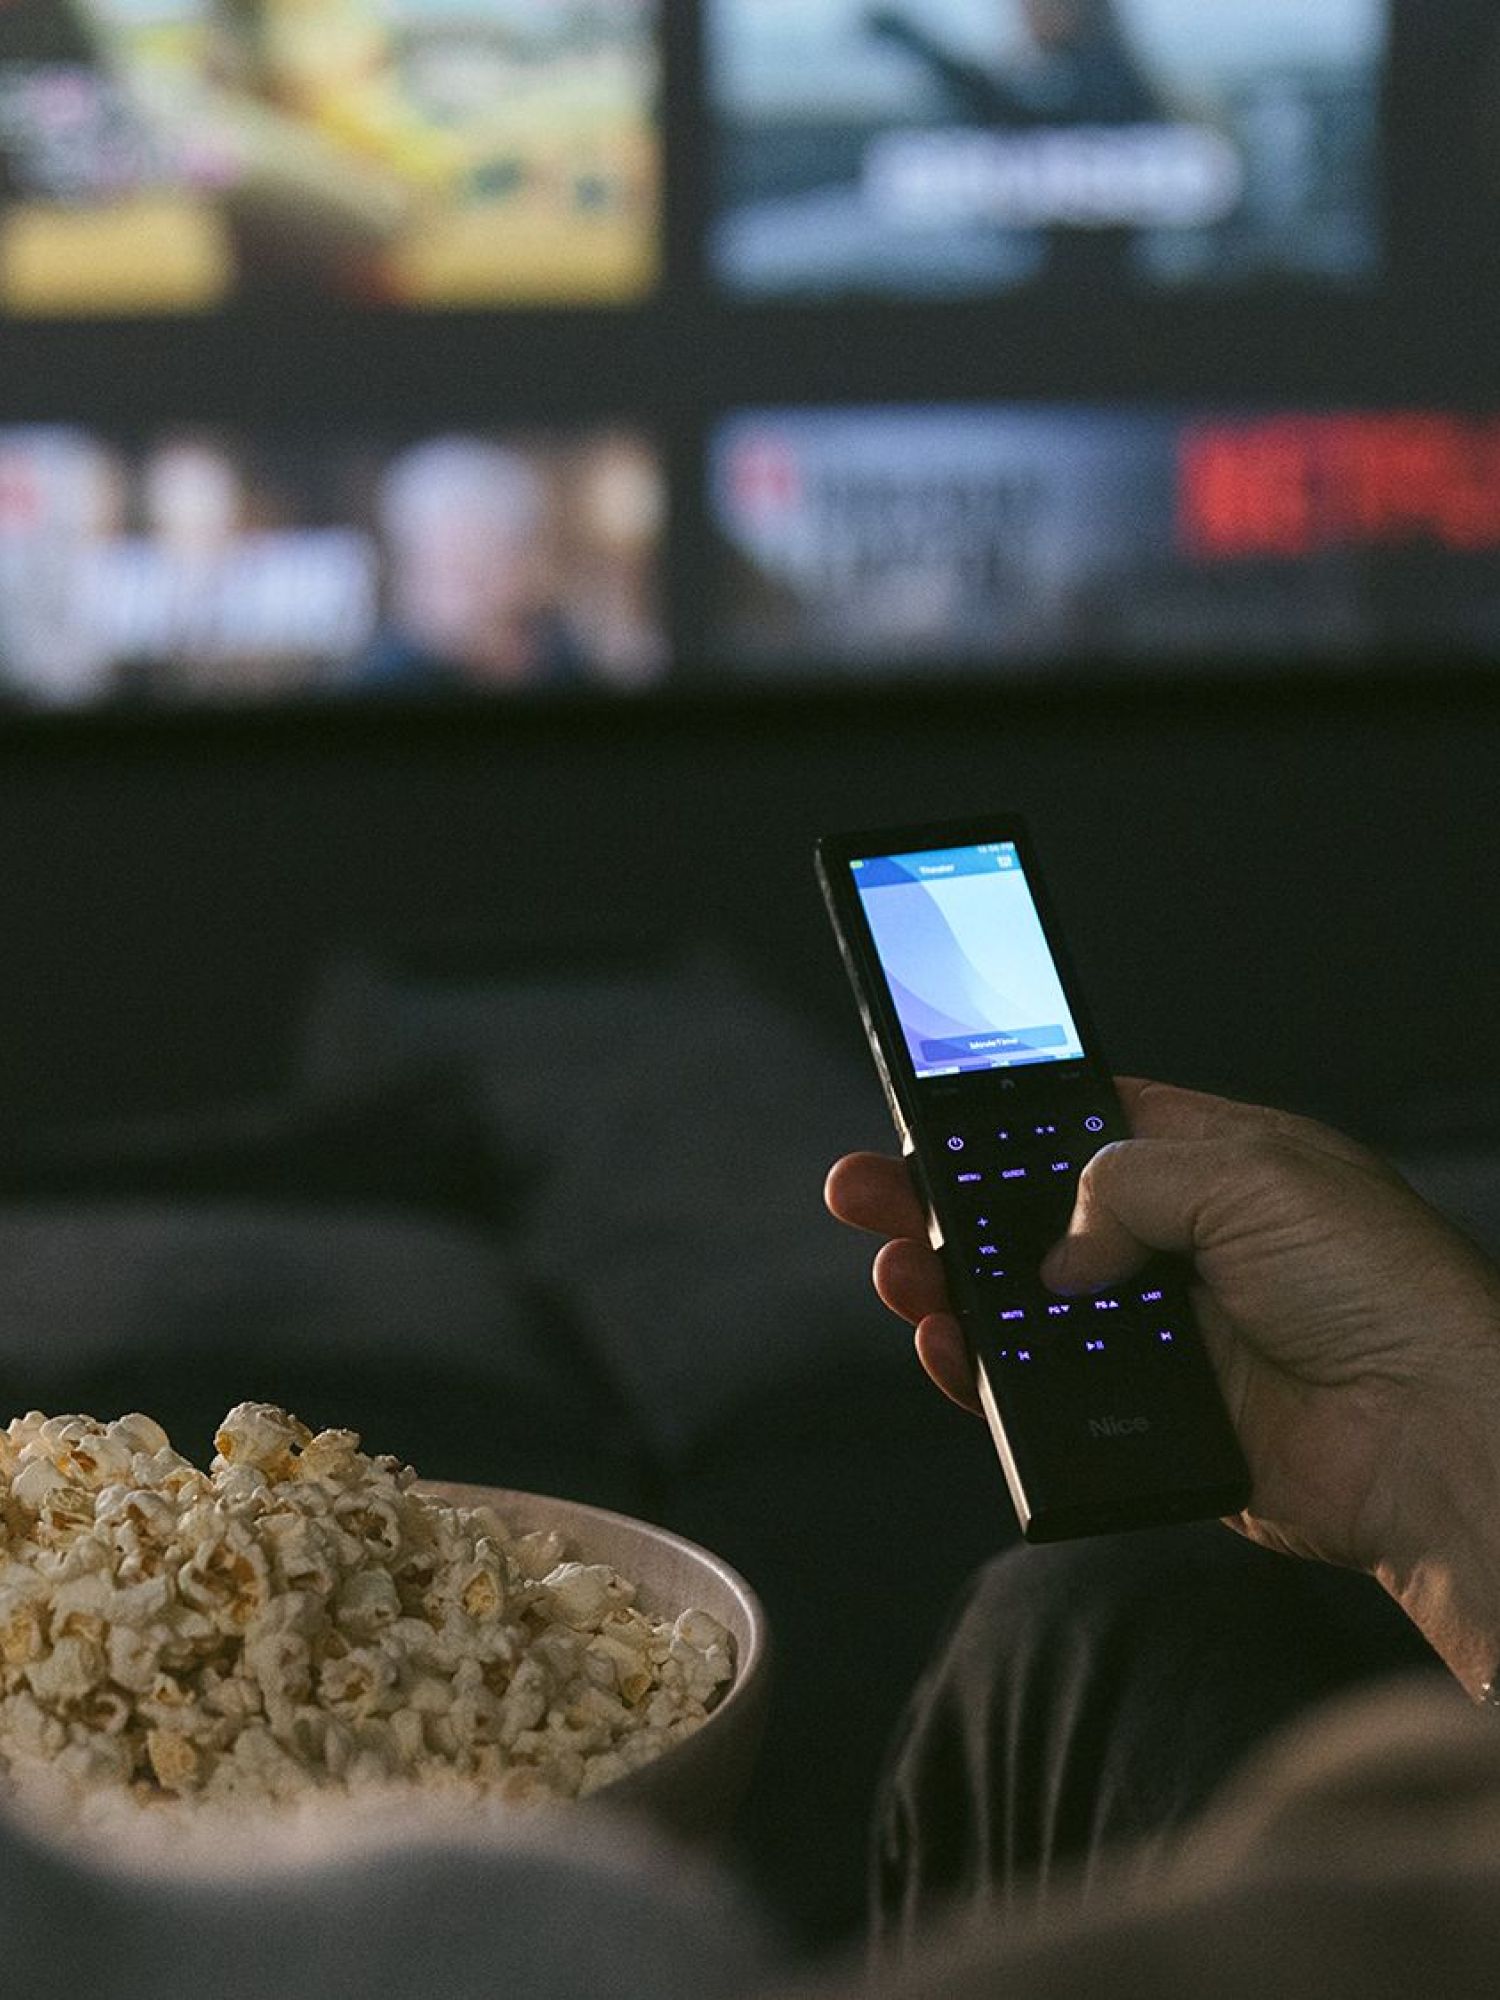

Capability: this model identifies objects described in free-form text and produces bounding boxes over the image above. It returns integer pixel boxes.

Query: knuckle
[1203,1133,1316,1229]
[1073,1138,1131,1207]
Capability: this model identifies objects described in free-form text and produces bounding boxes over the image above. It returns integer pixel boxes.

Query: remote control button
[984,1341,1042,1370]
[951,1210,1002,1243]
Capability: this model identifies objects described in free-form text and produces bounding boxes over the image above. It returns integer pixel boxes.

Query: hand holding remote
[827,1078,1500,1690]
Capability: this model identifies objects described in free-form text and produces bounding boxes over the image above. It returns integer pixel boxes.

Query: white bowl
[417,1483,771,1843]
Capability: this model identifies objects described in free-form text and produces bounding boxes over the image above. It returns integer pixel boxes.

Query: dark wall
[1,675,1496,1144]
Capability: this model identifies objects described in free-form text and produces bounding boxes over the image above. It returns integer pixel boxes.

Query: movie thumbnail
[708,0,1386,298]
[711,404,1500,670]
[0,427,665,703]
[0,0,659,313]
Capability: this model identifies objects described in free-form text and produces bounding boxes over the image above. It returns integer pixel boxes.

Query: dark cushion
[0,1061,521,1230]
[0,1204,653,1513]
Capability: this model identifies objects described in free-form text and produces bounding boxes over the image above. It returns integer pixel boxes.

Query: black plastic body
[816,815,1251,1541]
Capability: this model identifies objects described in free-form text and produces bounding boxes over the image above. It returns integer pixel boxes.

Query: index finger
[1117,1078,1397,1178]
[824,1151,928,1240]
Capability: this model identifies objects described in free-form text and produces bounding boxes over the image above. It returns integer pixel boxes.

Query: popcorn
[0,1405,734,1818]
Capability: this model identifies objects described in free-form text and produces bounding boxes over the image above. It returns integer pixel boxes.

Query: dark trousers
[871,1521,1453,1954]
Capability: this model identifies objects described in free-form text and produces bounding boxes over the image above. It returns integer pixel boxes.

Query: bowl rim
[412,1480,771,1718]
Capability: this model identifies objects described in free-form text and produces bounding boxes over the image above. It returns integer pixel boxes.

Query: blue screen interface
[851,841,1085,1078]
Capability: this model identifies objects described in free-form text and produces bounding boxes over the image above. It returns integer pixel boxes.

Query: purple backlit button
[1084,1115,1105,1134]
[946,1135,965,1151]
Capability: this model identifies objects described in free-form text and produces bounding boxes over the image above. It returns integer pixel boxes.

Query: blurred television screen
[0,0,659,314]
[708,0,1385,298]
[710,405,1500,673]
[0,427,666,703]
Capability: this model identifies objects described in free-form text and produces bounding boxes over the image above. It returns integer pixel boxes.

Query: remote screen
[850,841,1085,1079]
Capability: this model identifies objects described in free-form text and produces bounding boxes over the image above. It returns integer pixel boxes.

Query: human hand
[826,1082,1500,1687]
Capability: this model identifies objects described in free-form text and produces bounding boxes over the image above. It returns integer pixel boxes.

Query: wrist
[1377,1540,1500,1701]
[1373,1371,1500,1699]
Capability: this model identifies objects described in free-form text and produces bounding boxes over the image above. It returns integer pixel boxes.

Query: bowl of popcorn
[0,1404,769,1844]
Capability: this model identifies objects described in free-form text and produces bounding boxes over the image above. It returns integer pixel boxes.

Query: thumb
[1040,1138,1215,1293]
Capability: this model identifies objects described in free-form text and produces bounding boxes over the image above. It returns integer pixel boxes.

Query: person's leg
[871,1520,1452,1954]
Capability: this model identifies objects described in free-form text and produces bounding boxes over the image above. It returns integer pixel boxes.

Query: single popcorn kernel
[0,1404,736,1819]
[1,1602,46,1671]
[213,1404,312,1479]
[458,1560,505,1620]
[146,1728,202,1792]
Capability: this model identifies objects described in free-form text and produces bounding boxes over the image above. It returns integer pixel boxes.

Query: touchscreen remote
[816,817,1250,1541]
